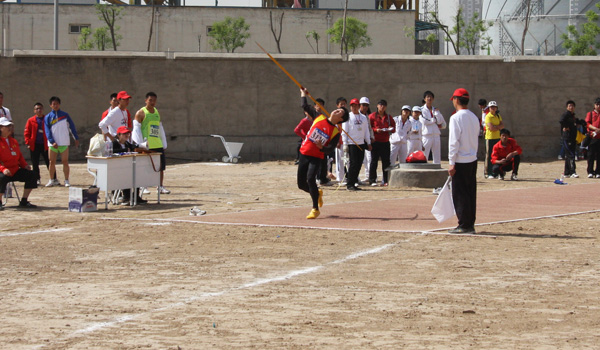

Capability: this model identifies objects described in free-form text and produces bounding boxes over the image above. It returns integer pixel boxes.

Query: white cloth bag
[431,176,455,223]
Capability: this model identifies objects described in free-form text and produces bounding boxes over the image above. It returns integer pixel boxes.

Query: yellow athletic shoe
[318,189,323,207]
[306,208,320,219]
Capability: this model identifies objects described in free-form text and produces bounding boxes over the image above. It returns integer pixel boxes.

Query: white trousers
[407,139,423,154]
[334,147,345,182]
[390,142,408,165]
[422,135,441,164]
[363,150,371,179]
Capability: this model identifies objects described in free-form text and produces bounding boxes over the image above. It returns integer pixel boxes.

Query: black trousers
[586,139,600,175]
[29,145,50,181]
[347,144,366,188]
[563,138,577,176]
[452,161,477,230]
[369,141,391,184]
[491,154,521,176]
[297,154,321,209]
[0,168,38,193]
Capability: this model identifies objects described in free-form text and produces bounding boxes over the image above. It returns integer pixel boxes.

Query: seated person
[491,128,522,180]
[112,126,137,154]
[0,117,38,209]
[112,126,147,205]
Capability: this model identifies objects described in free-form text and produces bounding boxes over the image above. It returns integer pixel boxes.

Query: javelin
[255,41,362,150]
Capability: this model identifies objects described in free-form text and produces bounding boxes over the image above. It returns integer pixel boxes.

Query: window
[206,26,213,35]
[69,24,91,34]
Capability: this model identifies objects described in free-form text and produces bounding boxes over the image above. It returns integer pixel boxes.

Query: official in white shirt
[342,98,372,191]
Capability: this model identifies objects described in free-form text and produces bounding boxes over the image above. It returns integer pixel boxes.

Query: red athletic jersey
[491,138,522,164]
[300,115,339,159]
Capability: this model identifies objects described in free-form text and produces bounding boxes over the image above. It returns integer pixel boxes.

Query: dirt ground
[1,158,599,349]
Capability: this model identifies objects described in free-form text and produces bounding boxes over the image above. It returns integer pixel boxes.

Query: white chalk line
[0,228,72,238]
[33,240,404,349]
[102,217,436,234]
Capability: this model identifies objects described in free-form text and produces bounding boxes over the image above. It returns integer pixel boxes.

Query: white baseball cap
[0,117,13,126]
[412,106,422,112]
[402,105,411,111]
[359,97,370,105]
[487,101,498,108]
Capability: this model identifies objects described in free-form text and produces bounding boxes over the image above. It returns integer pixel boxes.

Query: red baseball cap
[117,91,132,100]
[450,88,469,100]
[116,126,131,134]
[350,98,360,105]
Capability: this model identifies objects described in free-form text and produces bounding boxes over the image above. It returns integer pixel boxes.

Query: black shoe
[347,186,361,191]
[136,197,148,204]
[448,226,476,234]
[19,200,37,209]
[0,203,4,210]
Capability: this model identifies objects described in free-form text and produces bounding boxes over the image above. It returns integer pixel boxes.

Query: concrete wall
[1,51,599,162]
[0,4,415,54]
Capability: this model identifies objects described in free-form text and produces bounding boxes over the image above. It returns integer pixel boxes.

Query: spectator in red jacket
[491,128,522,181]
[0,117,38,209]
[24,102,54,185]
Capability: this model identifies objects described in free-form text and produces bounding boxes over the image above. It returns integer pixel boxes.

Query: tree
[305,30,320,54]
[461,12,493,55]
[77,26,113,51]
[562,3,600,56]
[93,27,112,51]
[77,27,94,51]
[430,7,463,55]
[208,17,251,53]
[95,4,123,51]
[327,17,372,55]
[269,11,284,54]
[520,0,532,54]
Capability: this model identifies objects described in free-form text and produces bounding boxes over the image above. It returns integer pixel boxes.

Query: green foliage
[77,27,94,51]
[326,17,372,54]
[208,17,251,53]
[76,26,114,51]
[561,3,600,56]
[460,12,493,55]
[305,30,321,53]
[95,4,124,51]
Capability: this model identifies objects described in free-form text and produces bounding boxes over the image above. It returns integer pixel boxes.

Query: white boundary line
[34,241,403,349]
[0,228,72,238]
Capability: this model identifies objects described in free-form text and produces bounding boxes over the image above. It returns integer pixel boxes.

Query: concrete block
[388,163,448,188]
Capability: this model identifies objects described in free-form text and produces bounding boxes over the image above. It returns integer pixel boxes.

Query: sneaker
[511,173,518,181]
[64,180,70,187]
[448,226,476,234]
[558,155,564,160]
[142,187,151,195]
[306,208,320,219]
[571,173,579,178]
[53,179,61,186]
[432,187,442,195]
[370,182,378,187]
[497,175,504,180]
[158,186,171,194]
[45,179,55,187]
[190,206,207,216]
[18,200,37,209]
[487,175,496,179]
[37,179,41,186]
[588,174,593,178]
[596,174,600,179]
[318,189,323,208]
